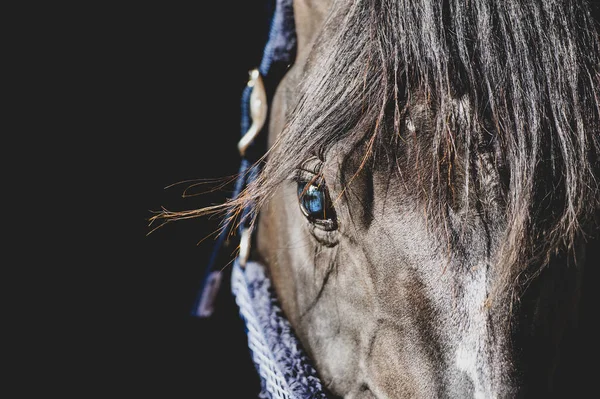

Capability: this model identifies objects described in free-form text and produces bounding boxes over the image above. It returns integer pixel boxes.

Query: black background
[110,3,274,397]
[23,2,279,397]
[23,2,600,397]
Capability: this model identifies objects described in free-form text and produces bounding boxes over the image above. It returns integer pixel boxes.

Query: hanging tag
[194,271,223,317]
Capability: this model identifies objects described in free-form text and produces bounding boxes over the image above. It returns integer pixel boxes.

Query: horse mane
[247,0,600,298]
[153,0,600,302]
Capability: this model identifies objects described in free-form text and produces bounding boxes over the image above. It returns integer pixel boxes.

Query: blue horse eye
[297,181,337,228]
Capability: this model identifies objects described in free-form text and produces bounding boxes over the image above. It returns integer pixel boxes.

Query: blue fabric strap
[192,0,297,318]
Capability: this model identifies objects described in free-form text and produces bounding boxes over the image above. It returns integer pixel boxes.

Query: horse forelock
[243,0,600,304]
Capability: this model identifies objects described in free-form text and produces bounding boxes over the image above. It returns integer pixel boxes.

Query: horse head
[199,1,600,397]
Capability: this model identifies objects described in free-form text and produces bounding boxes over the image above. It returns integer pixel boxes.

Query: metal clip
[238,69,267,156]
[238,227,253,268]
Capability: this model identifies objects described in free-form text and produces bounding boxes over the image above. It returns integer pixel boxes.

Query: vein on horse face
[299,245,338,322]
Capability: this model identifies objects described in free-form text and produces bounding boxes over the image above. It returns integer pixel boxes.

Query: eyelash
[294,170,338,231]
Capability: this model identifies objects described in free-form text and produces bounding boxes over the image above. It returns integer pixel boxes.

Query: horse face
[253,1,597,397]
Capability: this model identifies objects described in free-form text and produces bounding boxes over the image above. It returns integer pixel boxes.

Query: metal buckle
[238,69,267,156]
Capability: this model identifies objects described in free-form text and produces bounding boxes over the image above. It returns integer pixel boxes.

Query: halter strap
[192,0,296,318]
[191,4,331,397]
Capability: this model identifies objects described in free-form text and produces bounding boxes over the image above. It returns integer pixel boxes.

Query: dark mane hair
[245,0,600,299]
[155,0,600,303]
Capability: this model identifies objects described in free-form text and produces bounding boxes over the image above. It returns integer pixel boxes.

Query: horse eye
[297,181,338,230]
